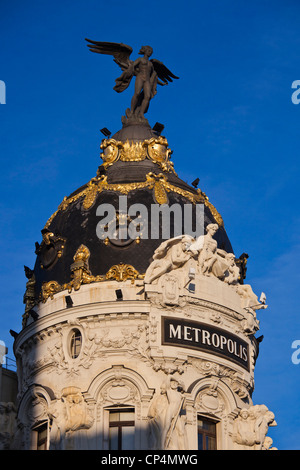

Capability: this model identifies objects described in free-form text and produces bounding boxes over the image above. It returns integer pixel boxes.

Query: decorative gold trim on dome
[40,245,143,302]
[82,181,99,210]
[41,244,104,301]
[100,136,176,174]
[41,280,62,302]
[44,172,223,230]
[119,140,147,162]
[153,179,168,205]
[105,263,142,283]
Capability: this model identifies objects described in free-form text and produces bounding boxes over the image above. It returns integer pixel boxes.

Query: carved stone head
[139,45,153,57]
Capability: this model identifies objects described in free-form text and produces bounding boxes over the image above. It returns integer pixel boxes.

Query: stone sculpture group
[144,224,266,312]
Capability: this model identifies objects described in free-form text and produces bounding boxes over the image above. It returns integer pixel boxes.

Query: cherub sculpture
[85,40,178,122]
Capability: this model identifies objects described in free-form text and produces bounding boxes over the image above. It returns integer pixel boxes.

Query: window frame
[197,415,217,450]
[69,328,82,359]
[107,407,135,450]
[31,420,49,450]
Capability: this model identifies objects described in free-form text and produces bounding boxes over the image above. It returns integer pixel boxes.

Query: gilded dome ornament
[40,245,142,302]
[35,229,66,270]
[43,172,223,232]
[99,136,176,173]
[105,263,142,283]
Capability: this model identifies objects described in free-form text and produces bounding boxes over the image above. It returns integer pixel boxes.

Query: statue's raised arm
[85,39,179,123]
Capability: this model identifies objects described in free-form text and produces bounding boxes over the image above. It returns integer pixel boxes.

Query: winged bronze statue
[85,39,179,122]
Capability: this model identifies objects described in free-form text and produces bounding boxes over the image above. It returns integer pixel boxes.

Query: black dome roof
[33,122,233,299]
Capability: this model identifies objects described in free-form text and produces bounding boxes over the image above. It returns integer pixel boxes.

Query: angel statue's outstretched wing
[85,39,133,70]
[85,39,135,93]
[85,40,179,120]
[151,59,179,85]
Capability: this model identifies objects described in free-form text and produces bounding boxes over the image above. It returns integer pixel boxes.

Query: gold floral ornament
[100,136,176,173]
[105,263,143,283]
[40,246,142,302]
[119,140,147,161]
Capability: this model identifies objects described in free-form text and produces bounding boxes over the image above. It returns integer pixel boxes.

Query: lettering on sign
[162,317,250,371]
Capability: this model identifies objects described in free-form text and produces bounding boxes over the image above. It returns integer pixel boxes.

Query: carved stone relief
[231,405,277,450]
[161,274,180,306]
[144,227,266,313]
[143,228,265,337]
[48,386,94,450]
[195,381,225,416]
[147,377,187,450]
[144,235,194,285]
[93,366,155,432]
[98,378,139,407]
[189,358,252,400]
[17,318,156,382]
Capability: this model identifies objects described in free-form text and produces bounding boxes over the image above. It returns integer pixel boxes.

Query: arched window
[69,329,82,359]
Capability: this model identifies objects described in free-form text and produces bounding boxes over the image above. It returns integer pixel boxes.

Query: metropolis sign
[162,317,250,371]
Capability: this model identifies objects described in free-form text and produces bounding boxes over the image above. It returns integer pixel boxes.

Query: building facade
[0,361,18,450]
[5,118,277,451]
[2,39,277,449]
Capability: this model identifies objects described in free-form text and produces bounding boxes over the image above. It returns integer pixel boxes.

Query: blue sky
[1,0,299,450]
